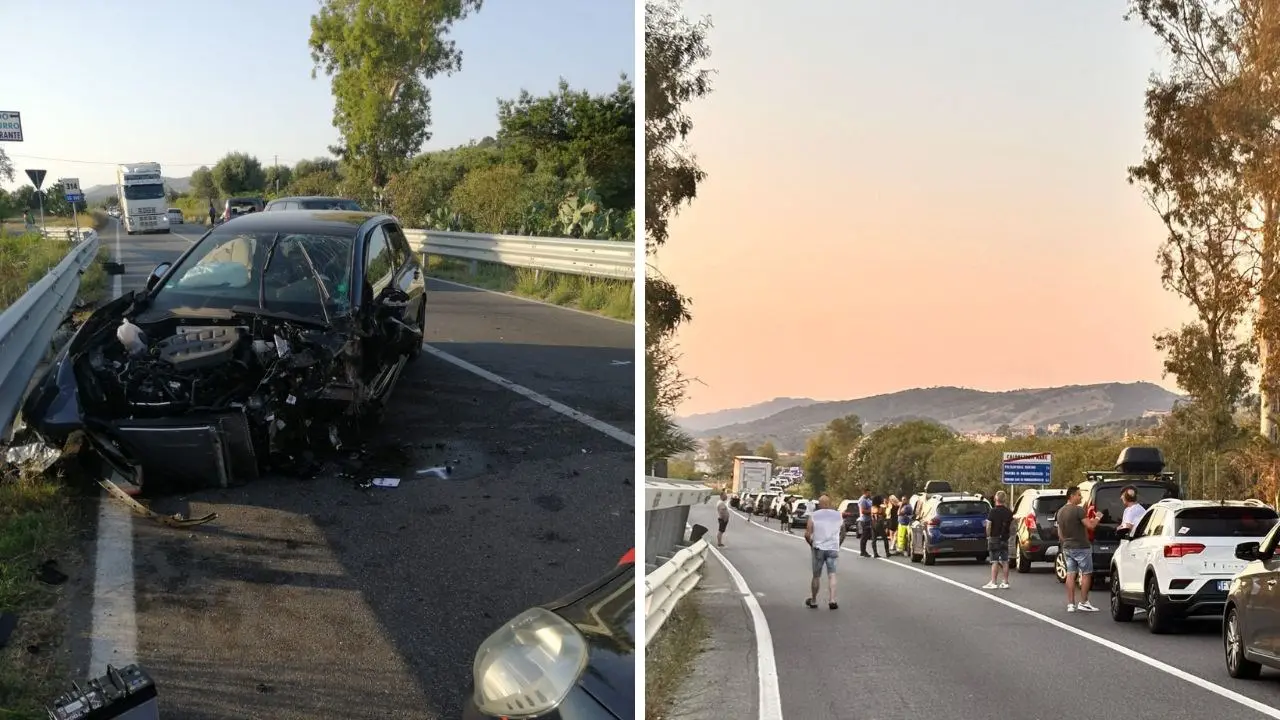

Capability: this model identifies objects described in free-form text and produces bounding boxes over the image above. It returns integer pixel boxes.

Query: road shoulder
[662,551,758,720]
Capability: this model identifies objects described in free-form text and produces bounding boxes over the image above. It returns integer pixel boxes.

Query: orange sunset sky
[655,1,1197,416]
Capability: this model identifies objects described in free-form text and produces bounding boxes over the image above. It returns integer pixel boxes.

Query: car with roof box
[1054,446,1181,584]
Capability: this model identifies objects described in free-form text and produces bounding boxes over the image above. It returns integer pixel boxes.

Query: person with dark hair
[777,498,791,532]
[869,495,888,557]
[857,488,875,557]
[1117,485,1145,532]
[885,495,900,556]
[1056,485,1101,612]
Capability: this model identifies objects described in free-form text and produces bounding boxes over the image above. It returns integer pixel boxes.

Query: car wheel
[1225,606,1262,679]
[923,545,936,566]
[1055,554,1067,583]
[975,554,987,563]
[1015,546,1031,574]
[1146,575,1173,634]
[1110,569,1134,622]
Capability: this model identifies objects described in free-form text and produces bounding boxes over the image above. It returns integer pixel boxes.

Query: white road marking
[419,344,634,446]
[705,544,784,720]
[610,360,632,366]
[90,223,136,671]
[723,507,1280,718]
[426,275,634,325]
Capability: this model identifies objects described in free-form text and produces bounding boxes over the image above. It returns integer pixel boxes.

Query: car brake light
[842,511,852,518]
[928,517,940,527]
[1164,543,1205,558]
[618,548,635,566]
[1024,513,1036,529]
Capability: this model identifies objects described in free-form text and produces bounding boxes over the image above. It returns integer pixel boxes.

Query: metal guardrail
[404,229,634,280]
[0,231,101,439]
[644,539,709,645]
[40,227,96,242]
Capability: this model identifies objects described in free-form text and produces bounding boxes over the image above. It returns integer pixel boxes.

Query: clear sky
[0,0,633,190]
[656,0,1198,416]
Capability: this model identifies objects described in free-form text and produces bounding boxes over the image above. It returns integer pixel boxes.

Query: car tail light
[1024,513,1036,529]
[618,548,635,566]
[1086,503,1097,541]
[928,517,940,527]
[1164,543,1205,558]
[842,511,852,519]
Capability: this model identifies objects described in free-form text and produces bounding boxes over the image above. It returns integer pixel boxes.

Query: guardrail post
[468,259,478,276]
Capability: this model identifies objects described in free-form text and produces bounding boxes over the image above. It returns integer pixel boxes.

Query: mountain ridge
[686,381,1184,451]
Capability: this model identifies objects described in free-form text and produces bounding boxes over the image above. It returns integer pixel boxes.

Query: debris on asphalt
[99,476,218,529]
[371,477,400,488]
[34,560,67,585]
[416,465,452,479]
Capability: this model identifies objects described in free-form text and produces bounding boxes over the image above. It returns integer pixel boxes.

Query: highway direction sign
[65,193,84,204]
[0,111,22,142]
[1002,452,1052,486]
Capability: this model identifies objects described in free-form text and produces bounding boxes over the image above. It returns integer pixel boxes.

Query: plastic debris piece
[416,466,453,479]
[371,477,400,488]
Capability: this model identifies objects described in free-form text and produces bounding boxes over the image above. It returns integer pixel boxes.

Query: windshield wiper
[295,242,333,326]
[258,232,282,309]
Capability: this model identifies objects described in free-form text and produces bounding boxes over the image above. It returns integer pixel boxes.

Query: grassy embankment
[0,230,110,719]
[424,255,634,321]
[644,597,710,720]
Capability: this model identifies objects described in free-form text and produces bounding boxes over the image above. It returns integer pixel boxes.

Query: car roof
[1151,498,1272,512]
[216,209,386,236]
[269,196,354,202]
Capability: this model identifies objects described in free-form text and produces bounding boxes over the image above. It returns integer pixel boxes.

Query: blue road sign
[1002,452,1052,486]
[65,192,84,203]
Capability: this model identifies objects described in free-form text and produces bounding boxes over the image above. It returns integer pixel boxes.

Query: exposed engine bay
[57,303,415,490]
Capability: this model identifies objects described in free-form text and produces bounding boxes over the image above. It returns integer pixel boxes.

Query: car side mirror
[146,262,171,291]
[1236,541,1262,562]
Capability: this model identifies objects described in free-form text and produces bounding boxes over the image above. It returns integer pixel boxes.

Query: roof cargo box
[924,480,953,494]
[1115,446,1165,475]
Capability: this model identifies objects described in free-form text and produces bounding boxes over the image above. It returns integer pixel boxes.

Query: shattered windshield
[154,229,355,321]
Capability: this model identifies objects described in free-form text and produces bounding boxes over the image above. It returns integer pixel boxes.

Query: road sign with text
[1002,452,1052,486]
[0,111,22,141]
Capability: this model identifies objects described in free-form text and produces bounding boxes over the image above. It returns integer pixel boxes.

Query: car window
[300,198,362,211]
[385,223,414,266]
[157,229,355,320]
[1034,495,1067,516]
[1173,507,1279,537]
[1146,507,1167,537]
[1091,484,1177,524]
[1260,522,1280,555]
[937,501,990,516]
[1131,508,1153,538]
[364,225,395,293]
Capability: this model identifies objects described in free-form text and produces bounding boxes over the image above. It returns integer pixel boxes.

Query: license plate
[1218,580,1231,592]
[1098,546,1112,552]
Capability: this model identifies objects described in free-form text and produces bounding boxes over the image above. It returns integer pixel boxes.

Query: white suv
[1109,498,1278,633]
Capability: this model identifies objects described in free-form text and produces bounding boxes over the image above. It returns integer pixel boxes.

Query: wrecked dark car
[21,211,428,491]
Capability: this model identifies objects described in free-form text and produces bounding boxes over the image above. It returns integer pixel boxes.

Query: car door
[1249,523,1280,656]
[1119,508,1155,594]
[383,222,425,320]
[1137,508,1169,587]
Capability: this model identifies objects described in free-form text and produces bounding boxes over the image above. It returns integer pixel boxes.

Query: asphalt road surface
[690,504,1280,720]
[61,218,635,719]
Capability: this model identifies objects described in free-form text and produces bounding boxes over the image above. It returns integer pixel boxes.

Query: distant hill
[677,397,816,433]
[83,175,192,204]
[692,382,1185,451]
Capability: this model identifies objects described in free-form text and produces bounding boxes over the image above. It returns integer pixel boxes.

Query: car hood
[544,562,635,717]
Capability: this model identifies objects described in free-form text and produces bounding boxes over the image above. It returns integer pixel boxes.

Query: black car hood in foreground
[465,556,636,720]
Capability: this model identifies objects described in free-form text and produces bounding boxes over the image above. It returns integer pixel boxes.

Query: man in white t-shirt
[716,492,731,547]
[1117,485,1146,532]
[805,494,848,610]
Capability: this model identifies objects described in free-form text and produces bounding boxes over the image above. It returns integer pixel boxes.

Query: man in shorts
[983,491,1014,590]
[805,494,847,609]
[1056,485,1102,612]
[716,491,730,547]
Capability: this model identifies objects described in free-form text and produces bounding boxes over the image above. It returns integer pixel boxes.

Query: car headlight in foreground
[473,607,589,718]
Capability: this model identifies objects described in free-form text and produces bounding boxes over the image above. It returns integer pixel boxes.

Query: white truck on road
[732,455,773,495]
[116,162,171,235]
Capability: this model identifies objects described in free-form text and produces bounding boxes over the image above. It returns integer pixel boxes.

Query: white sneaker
[982,582,998,589]
[1077,601,1099,612]
[1067,603,1076,612]
[998,582,1010,589]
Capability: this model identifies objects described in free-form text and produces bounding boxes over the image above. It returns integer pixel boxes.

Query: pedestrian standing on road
[716,492,731,547]
[1117,485,1145,532]
[885,495,900,556]
[983,491,1015,590]
[896,496,914,553]
[857,488,875,557]
[805,494,847,610]
[208,200,217,226]
[870,496,888,558]
[23,209,33,230]
[1056,485,1101,612]
[778,499,791,532]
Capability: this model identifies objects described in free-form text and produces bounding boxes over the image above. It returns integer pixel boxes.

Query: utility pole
[274,154,279,194]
